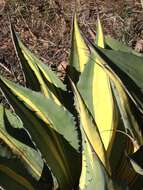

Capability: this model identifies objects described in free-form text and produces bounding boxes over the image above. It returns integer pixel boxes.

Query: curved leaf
[0,163,36,190]
[0,145,52,190]
[0,77,79,151]
[0,105,43,181]
[129,146,143,176]
[4,108,36,149]
[0,145,53,190]
[0,76,81,190]
[0,114,53,190]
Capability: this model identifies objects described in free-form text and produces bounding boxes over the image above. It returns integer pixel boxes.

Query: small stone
[135,39,143,53]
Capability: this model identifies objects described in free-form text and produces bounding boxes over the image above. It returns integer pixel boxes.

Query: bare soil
[0,0,143,98]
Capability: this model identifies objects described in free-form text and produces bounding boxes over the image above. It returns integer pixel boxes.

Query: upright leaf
[70,14,89,73]
[96,16,105,48]
[89,45,143,144]
[103,36,143,145]
[70,79,109,172]
[10,25,40,91]
[91,45,143,113]
[88,44,143,188]
[79,129,113,190]
[11,25,66,104]
[78,18,116,152]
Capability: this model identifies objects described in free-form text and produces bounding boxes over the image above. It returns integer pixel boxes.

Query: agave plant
[0,14,143,190]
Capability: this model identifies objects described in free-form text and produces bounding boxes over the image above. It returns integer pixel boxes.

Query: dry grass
[0,0,143,95]
[0,0,143,74]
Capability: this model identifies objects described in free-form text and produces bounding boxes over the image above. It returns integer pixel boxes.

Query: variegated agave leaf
[0,105,53,190]
[11,24,66,105]
[0,75,81,190]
